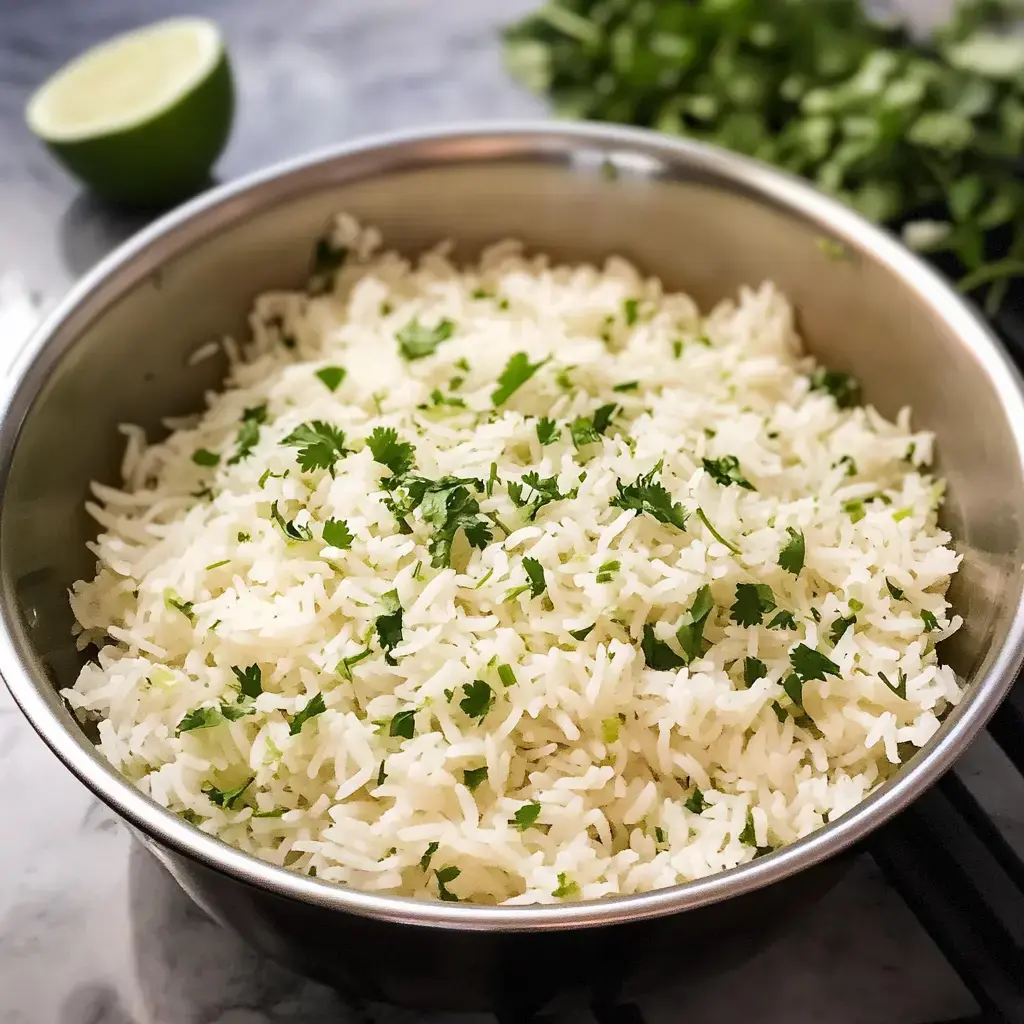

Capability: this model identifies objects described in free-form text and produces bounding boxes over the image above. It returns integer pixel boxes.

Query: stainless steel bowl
[3,123,1024,1012]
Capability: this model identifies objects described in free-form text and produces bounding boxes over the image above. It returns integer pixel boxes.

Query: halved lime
[25,18,234,207]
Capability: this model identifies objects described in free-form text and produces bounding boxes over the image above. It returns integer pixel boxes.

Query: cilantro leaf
[684,789,708,814]
[596,559,619,584]
[613,380,639,393]
[203,775,254,810]
[176,706,223,734]
[460,680,494,720]
[703,455,755,490]
[810,369,861,409]
[738,809,758,847]
[315,366,346,392]
[192,448,220,467]
[280,420,350,476]
[879,668,908,699]
[610,462,688,530]
[389,709,417,740]
[778,527,805,576]
[829,615,856,645]
[767,609,797,630]
[623,297,640,325]
[422,481,493,569]
[288,692,326,735]
[463,766,489,792]
[511,472,573,521]
[921,610,940,632]
[522,556,546,597]
[886,578,905,601]
[337,648,371,680]
[227,405,268,465]
[569,624,595,641]
[420,842,439,871]
[492,352,549,405]
[789,644,841,683]
[164,589,196,625]
[783,672,804,707]
[311,237,348,280]
[742,657,768,689]
[396,317,455,360]
[570,416,601,448]
[552,872,581,899]
[270,500,313,542]
[220,698,256,722]
[511,802,541,830]
[592,403,618,435]
[435,865,461,901]
[676,585,715,663]
[730,583,776,627]
[231,664,262,699]
[641,624,685,670]
[376,591,404,665]
[322,518,354,549]
[367,426,416,479]
[536,418,561,445]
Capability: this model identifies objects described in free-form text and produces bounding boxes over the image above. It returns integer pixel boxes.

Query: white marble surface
[0,0,987,1020]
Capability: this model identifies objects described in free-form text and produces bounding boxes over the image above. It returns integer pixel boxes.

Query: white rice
[63,215,963,905]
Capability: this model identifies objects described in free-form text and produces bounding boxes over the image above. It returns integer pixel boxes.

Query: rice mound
[63,215,963,905]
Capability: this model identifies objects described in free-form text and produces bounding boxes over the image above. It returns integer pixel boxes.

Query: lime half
[25,18,234,207]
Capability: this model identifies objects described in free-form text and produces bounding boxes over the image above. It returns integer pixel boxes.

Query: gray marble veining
[0,0,982,1021]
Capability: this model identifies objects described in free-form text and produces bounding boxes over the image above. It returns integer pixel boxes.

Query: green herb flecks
[435,865,461,902]
[192,448,220,467]
[367,426,416,480]
[810,369,861,409]
[460,680,495,720]
[676,584,715,664]
[886,578,905,601]
[492,352,549,406]
[641,624,686,671]
[790,644,841,683]
[610,461,688,530]
[694,507,739,554]
[508,471,574,521]
[552,872,581,899]
[703,455,755,490]
[463,766,489,792]
[203,775,254,810]
[231,664,262,699]
[569,624,595,641]
[743,657,768,689]
[497,664,517,687]
[420,842,440,871]
[288,693,327,736]
[270,501,313,543]
[227,404,268,466]
[921,609,940,632]
[511,801,542,830]
[280,420,350,476]
[778,527,805,576]
[322,518,354,549]
[389,709,417,740]
[397,317,455,360]
[767,609,797,630]
[596,559,620,584]
[315,366,346,392]
[830,614,856,645]
[337,648,372,681]
[376,590,404,665]
[879,668,908,699]
[685,789,708,815]
[164,589,196,625]
[731,583,776,627]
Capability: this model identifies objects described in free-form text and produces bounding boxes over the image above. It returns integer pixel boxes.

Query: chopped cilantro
[702,455,755,490]
[552,872,581,899]
[602,716,621,743]
[790,644,841,682]
[672,339,684,359]
[783,672,804,707]
[176,706,223,734]
[684,789,708,814]
[676,585,715,664]
[641,624,685,671]
[610,462,688,530]
[596,559,620,584]
[164,589,196,625]
[311,237,348,280]
[569,624,595,641]
[886,578,905,601]
[810,369,861,409]
[508,472,573,521]
[492,352,549,406]
[486,461,499,498]
[511,802,542,830]
[811,607,822,623]
[227,404,268,465]
[778,527,805,576]
[571,416,601,448]
[192,448,220,467]
[203,776,254,810]
[322,518,354,549]
[730,583,776,627]
[337,648,371,680]
[613,380,639,393]
[270,500,313,542]
[231,664,262,699]
[767,610,797,631]
[879,668,908,699]
[771,702,788,724]
[848,598,864,613]
[315,366,346,392]
[893,506,913,523]
[396,317,455,360]
[236,531,251,542]
[623,297,640,325]
[536,418,561,445]
[435,865,461,901]
[835,455,858,477]
[693,507,740,554]
[555,366,574,390]
[181,809,206,826]
[463,766,489,792]
[843,499,866,523]
[258,468,287,488]
[738,810,758,847]
[389,709,417,739]
[460,680,494,720]
[253,808,286,819]
[830,615,856,645]
[425,388,466,410]
[367,426,416,480]
[524,556,547,597]
[654,826,666,845]
[592,403,618,435]
[921,610,939,632]
[743,657,768,689]
[376,591,404,665]
[280,420,350,476]
[288,693,326,735]
[205,559,230,571]
[376,761,387,786]
[420,842,440,871]
[497,664,517,688]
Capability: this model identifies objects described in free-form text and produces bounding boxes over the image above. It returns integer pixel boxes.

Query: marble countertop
[0,0,981,1021]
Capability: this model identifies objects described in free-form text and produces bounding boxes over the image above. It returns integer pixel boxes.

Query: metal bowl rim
[2,119,1024,931]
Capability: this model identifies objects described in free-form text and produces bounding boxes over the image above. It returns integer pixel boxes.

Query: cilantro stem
[695,507,740,555]
[486,511,512,537]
